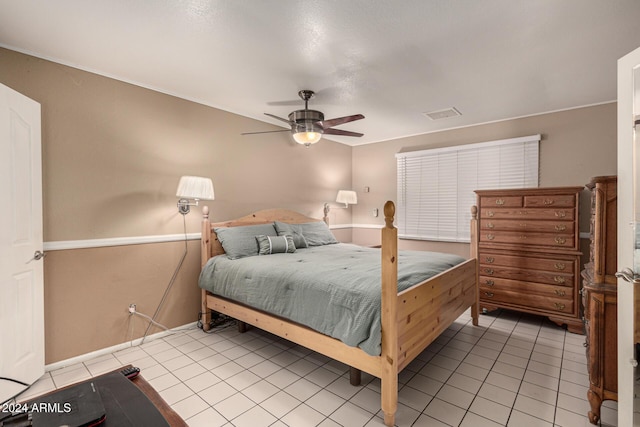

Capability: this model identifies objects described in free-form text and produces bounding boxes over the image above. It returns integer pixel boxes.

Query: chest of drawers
[474,187,583,333]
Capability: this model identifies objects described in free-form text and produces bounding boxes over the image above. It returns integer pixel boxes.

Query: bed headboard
[200,206,324,267]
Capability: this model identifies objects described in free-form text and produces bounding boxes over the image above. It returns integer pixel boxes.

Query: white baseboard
[45,322,198,372]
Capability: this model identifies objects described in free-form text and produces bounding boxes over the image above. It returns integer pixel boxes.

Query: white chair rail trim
[43,224,359,251]
[43,233,203,251]
[43,226,589,251]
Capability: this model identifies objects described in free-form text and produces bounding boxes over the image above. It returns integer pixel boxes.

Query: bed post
[470,206,480,326]
[201,206,212,332]
[380,201,398,427]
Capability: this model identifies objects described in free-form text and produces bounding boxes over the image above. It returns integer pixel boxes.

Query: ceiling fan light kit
[292,130,322,145]
[242,90,364,147]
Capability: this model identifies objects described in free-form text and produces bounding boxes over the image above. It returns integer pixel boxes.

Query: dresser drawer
[480,219,574,234]
[524,194,576,208]
[479,230,576,249]
[479,252,577,274]
[479,196,522,208]
[480,286,575,315]
[479,264,574,286]
[480,208,575,221]
[479,276,574,299]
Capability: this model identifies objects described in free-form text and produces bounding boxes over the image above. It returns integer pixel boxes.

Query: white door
[617,46,640,427]
[0,83,43,403]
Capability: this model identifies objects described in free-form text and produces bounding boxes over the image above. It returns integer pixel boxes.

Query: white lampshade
[336,190,357,205]
[292,131,322,146]
[176,176,215,200]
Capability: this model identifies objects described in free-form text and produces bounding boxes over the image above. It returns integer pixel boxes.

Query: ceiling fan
[242,90,364,147]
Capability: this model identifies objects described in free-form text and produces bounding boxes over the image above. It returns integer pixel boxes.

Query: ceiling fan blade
[241,129,291,135]
[264,113,293,125]
[323,128,363,137]
[320,114,364,129]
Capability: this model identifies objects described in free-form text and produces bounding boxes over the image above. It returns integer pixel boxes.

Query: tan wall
[0,48,352,363]
[351,103,617,254]
[43,240,201,362]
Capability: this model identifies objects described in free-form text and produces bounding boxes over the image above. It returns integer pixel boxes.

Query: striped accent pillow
[256,235,296,255]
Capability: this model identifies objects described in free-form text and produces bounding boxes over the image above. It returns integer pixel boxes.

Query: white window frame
[396,134,540,242]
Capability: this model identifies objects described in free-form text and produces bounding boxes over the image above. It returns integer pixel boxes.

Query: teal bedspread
[199,243,465,356]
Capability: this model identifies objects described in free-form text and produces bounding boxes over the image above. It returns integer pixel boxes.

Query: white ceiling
[1,1,640,146]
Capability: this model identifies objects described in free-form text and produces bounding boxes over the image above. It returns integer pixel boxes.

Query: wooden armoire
[582,175,617,425]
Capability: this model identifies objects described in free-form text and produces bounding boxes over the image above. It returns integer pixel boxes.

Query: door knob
[615,267,640,284]
[26,250,46,264]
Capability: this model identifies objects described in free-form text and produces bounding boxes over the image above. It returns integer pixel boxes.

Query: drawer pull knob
[484,292,494,297]
[554,302,566,310]
[495,199,505,205]
[555,211,567,218]
[486,234,495,241]
[485,280,494,286]
[485,257,495,263]
[553,276,566,284]
[486,223,495,229]
[554,237,566,245]
[487,211,495,217]
[554,263,566,270]
[554,225,567,231]
[555,289,566,296]
[485,268,494,275]
[543,199,554,205]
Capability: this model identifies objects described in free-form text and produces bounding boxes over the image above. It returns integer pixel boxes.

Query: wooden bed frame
[200,201,479,426]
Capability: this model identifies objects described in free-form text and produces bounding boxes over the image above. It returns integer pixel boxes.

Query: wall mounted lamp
[336,190,358,208]
[176,176,215,215]
[323,190,357,219]
[141,175,214,343]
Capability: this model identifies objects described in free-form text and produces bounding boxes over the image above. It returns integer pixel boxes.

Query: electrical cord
[0,377,28,387]
[140,214,188,344]
[0,377,32,411]
[133,214,235,343]
[135,311,169,332]
[196,311,236,333]
[127,309,135,347]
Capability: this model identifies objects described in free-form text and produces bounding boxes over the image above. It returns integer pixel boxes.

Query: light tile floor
[18,309,618,426]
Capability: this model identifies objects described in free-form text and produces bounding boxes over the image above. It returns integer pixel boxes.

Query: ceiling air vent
[423,107,461,120]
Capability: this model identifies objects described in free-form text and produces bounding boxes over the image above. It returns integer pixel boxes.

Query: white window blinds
[396,134,540,242]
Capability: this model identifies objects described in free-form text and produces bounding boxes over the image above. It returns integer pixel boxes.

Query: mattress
[199,243,465,356]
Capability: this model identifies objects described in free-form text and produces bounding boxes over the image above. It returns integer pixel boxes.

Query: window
[396,134,540,242]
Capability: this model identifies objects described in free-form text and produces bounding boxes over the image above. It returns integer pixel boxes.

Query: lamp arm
[177,198,202,215]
